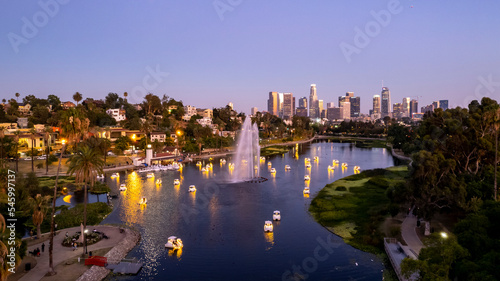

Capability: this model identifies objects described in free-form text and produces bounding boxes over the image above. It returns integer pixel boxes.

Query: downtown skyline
[1,1,499,114]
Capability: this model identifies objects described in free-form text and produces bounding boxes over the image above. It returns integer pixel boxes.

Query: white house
[106,109,126,122]
[150,132,167,142]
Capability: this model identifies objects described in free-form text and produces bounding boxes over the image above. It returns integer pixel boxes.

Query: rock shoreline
[76,227,141,281]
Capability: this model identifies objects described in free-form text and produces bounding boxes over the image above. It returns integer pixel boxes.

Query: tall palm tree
[44,126,52,175]
[29,194,50,239]
[13,130,20,172]
[73,92,82,106]
[67,145,104,256]
[29,128,37,172]
[48,140,66,276]
[15,92,19,102]
[0,126,5,160]
[123,92,128,103]
[0,213,14,281]
[494,108,500,201]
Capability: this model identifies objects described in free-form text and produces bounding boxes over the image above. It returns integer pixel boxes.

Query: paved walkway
[401,210,424,256]
[19,225,128,281]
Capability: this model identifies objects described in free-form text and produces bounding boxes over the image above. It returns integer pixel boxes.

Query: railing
[384,237,408,281]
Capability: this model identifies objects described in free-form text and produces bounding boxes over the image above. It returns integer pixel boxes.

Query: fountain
[231,117,264,183]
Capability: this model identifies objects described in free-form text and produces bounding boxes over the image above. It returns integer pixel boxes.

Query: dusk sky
[1,1,499,114]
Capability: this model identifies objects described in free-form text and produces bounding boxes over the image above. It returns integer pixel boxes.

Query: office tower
[432,101,439,110]
[410,99,418,117]
[439,100,448,110]
[393,103,403,118]
[340,101,350,120]
[318,100,324,116]
[373,95,381,113]
[228,102,234,110]
[267,92,279,116]
[381,87,391,118]
[295,107,308,117]
[251,107,258,116]
[281,93,295,119]
[326,102,335,108]
[339,92,360,118]
[299,97,307,109]
[327,107,342,120]
[421,104,434,113]
[309,84,318,118]
[402,97,410,117]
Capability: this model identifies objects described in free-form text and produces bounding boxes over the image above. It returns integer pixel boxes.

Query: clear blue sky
[1,1,499,115]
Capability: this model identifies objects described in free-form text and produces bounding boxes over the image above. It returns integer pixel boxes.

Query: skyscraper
[410,99,418,117]
[402,97,410,118]
[309,84,318,119]
[282,93,295,119]
[393,103,403,119]
[299,97,307,108]
[340,101,350,120]
[267,92,279,116]
[381,87,391,118]
[318,100,324,117]
[339,92,360,118]
[251,107,258,116]
[373,95,381,114]
[439,100,449,110]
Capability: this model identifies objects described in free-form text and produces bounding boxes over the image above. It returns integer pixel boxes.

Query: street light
[84,229,89,254]
[440,232,448,239]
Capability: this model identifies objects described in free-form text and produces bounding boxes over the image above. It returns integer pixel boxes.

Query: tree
[12,131,20,172]
[29,128,37,172]
[47,94,62,111]
[114,136,131,154]
[123,92,128,103]
[73,92,82,105]
[67,145,104,256]
[0,126,5,160]
[44,126,52,175]
[29,194,50,239]
[401,233,468,281]
[15,92,20,102]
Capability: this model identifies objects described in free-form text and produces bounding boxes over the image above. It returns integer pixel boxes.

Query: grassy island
[309,166,408,254]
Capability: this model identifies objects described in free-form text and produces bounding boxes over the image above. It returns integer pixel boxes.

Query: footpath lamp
[84,229,89,255]
[131,134,136,155]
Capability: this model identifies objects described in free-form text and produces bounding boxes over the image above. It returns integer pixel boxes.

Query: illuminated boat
[146,173,154,178]
[173,179,180,185]
[284,165,291,171]
[304,175,310,181]
[220,159,226,164]
[139,197,147,205]
[267,162,272,167]
[119,184,127,191]
[196,161,202,166]
[303,187,310,194]
[328,165,334,171]
[305,163,311,168]
[165,236,183,249]
[260,156,266,161]
[270,168,276,174]
[97,174,105,180]
[201,167,207,172]
[188,185,196,192]
[273,210,281,221]
[314,156,319,162]
[156,179,162,185]
[341,163,348,168]
[354,166,360,171]
[110,173,119,179]
[264,221,273,232]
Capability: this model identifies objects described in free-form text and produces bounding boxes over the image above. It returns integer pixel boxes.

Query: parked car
[37,156,47,160]
[24,157,32,161]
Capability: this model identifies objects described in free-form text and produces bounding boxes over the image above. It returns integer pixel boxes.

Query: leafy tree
[142,93,162,116]
[28,194,50,239]
[114,136,131,154]
[401,233,468,281]
[30,104,51,124]
[47,94,62,111]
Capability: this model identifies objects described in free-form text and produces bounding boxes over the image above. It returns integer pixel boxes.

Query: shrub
[389,226,401,238]
[336,186,347,191]
[319,210,348,222]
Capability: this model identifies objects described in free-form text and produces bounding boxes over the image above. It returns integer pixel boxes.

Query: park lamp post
[440,232,448,239]
[131,134,136,155]
[84,229,89,255]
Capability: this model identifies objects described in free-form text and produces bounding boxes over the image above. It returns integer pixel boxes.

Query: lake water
[101,141,396,280]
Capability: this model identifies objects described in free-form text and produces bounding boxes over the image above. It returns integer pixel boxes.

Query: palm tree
[0,126,5,160]
[48,140,66,276]
[15,92,19,102]
[67,145,104,256]
[1,98,6,103]
[29,128,37,172]
[123,92,128,103]
[13,130,21,172]
[44,126,52,175]
[29,194,50,239]
[1,213,13,281]
[494,108,500,201]
[73,92,82,106]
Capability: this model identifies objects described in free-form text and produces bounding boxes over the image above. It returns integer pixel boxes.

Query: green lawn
[309,165,408,254]
[260,145,292,157]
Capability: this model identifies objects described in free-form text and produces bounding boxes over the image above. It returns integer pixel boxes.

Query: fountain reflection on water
[231,117,260,182]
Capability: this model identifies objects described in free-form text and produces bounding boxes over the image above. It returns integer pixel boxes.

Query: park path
[401,209,424,256]
[19,225,128,281]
